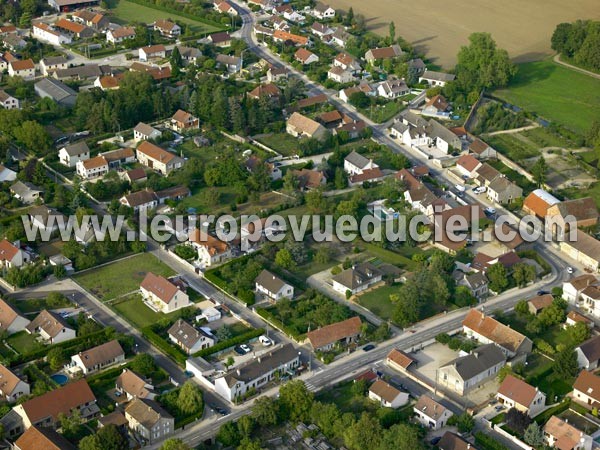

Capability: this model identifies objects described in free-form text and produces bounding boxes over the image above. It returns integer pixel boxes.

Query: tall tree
[487,263,509,293]
[389,21,396,43]
[177,381,203,415]
[553,347,579,379]
[532,156,548,187]
[279,380,313,423]
[251,397,279,426]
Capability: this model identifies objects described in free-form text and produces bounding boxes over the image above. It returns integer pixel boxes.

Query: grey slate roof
[61,141,89,157]
[344,150,371,170]
[255,269,288,293]
[34,78,77,103]
[332,262,382,290]
[41,55,69,66]
[441,344,505,380]
[421,70,456,82]
[223,343,298,386]
[577,335,600,364]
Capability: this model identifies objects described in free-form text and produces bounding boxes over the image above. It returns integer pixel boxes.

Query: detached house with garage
[0,239,28,269]
[576,335,600,370]
[496,374,546,417]
[306,316,362,352]
[572,370,600,410]
[70,340,125,376]
[343,151,378,176]
[286,112,329,140]
[25,310,75,344]
[153,19,181,38]
[413,395,453,430]
[255,269,294,301]
[140,272,191,314]
[59,141,90,167]
[0,298,30,335]
[188,229,232,267]
[136,141,184,175]
[171,109,199,132]
[0,363,30,402]
[332,262,383,295]
[369,380,409,409]
[116,369,156,401]
[120,189,159,212]
[168,319,215,354]
[134,122,162,141]
[76,155,109,179]
[125,398,174,445]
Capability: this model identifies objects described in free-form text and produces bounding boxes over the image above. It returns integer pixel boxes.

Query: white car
[455,184,466,193]
[484,207,497,215]
[567,267,574,274]
[259,335,273,346]
[239,344,251,353]
[473,186,487,194]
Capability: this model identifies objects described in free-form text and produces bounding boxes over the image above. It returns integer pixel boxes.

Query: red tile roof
[140,272,179,304]
[307,316,362,349]
[497,374,539,408]
[386,348,415,369]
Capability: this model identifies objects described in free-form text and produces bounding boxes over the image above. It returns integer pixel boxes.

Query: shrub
[435,333,451,344]
[535,339,555,355]
[330,266,341,275]
[192,328,265,358]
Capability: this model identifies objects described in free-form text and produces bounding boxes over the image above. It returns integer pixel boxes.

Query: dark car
[234,346,246,355]
[363,344,376,352]
[430,436,442,446]
[215,407,229,416]
[537,290,549,296]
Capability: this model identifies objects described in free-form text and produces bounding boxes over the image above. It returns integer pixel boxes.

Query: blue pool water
[51,374,68,385]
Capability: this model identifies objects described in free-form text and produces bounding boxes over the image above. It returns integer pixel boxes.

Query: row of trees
[552,20,600,71]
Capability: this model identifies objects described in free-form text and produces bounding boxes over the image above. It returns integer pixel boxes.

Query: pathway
[553,54,600,80]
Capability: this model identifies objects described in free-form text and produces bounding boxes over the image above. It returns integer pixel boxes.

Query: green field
[356,285,397,322]
[74,254,175,301]
[112,294,182,329]
[112,0,221,34]
[256,133,301,157]
[7,331,45,355]
[494,60,600,133]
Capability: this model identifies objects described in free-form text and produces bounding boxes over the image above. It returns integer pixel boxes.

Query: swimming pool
[51,374,68,385]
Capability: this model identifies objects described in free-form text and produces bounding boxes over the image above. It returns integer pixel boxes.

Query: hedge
[192,328,264,358]
[534,399,571,424]
[203,271,229,293]
[256,308,304,341]
[125,0,225,29]
[142,326,187,366]
[474,432,510,450]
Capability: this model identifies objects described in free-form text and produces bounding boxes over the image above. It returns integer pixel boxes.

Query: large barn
[48,0,100,12]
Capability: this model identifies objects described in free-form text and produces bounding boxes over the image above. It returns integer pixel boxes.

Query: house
[101,147,136,168]
[76,155,108,179]
[215,1,238,15]
[558,232,600,273]
[330,27,350,47]
[543,415,592,450]
[39,56,69,76]
[377,78,409,99]
[364,45,403,63]
[139,44,167,62]
[208,31,231,47]
[456,154,482,178]
[116,369,156,400]
[58,141,90,167]
[0,239,28,270]
[283,11,305,23]
[70,340,125,376]
[313,4,336,19]
[245,156,282,180]
[0,164,17,181]
[215,54,242,72]
[136,141,184,175]
[462,309,532,358]
[523,189,561,219]
[247,83,280,100]
[566,311,593,329]
[34,78,78,107]
[419,69,456,87]
[3,33,26,50]
[25,310,75,344]
[332,262,383,295]
[32,23,71,46]
[292,168,327,190]
[423,94,450,116]
[546,197,599,238]
[8,59,35,80]
[155,185,191,203]
[0,298,30,335]
[307,316,362,352]
[125,398,174,444]
[97,411,128,431]
[106,26,136,44]
[267,66,289,82]
[53,63,109,81]
[178,46,202,65]
[255,269,294,301]
[13,425,76,450]
[47,0,100,12]
[272,30,308,46]
[126,168,148,184]
[458,272,489,299]
[168,319,215,354]
[407,58,427,75]
[0,363,30,402]
[437,344,506,395]
[294,48,319,65]
[348,166,384,186]
[54,18,94,38]
[469,138,497,160]
[129,62,172,81]
[10,181,43,204]
[318,110,344,128]
[368,380,409,409]
[153,19,181,38]
[413,395,453,430]
[576,335,600,370]
[0,89,19,109]
[344,150,378,176]
[438,432,473,450]
[333,52,361,73]
[579,284,600,318]
[496,374,546,417]
[189,229,231,267]
[214,343,300,402]
[527,294,554,315]
[170,109,199,132]
[72,10,109,30]
[120,189,158,212]
[426,119,462,153]
[4,379,97,435]
[140,272,191,314]
[572,370,600,410]
[339,83,375,103]
[133,122,162,141]
[310,22,332,38]
[487,176,523,204]
[286,112,328,140]
[386,348,416,373]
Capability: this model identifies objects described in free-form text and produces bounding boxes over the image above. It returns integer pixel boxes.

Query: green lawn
[358,101,405,124]
[494,59,600,133]
[356,285,397,322]
[111,0,221,34]
[112,294,183,329]
[6,331,45,355]
[74,254,175,301]
[485,134,539,162]
[256,133,301,157]
[362,243,423,271]
[520,127,573,148]
[10,296,73,315]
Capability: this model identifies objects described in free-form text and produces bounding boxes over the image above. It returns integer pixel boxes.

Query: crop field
[494,60,600,133]
[326,0,599,68]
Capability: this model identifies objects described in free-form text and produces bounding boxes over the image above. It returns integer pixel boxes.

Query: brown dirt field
[327,0,600,69]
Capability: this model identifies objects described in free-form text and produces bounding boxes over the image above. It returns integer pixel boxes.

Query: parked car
[240,344,251,353]
[259,335,273,346]
[455,184,466,192]
[567,266,574,274]
[484,206,496,215]
[473,186,487,194]
[495,405,505,412]
[430,436,442,446]
[537,290,549,296]
[234,346,246,355]
[363,344,376,352]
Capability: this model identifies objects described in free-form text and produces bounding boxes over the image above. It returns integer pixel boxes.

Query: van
[455,184,466,193]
